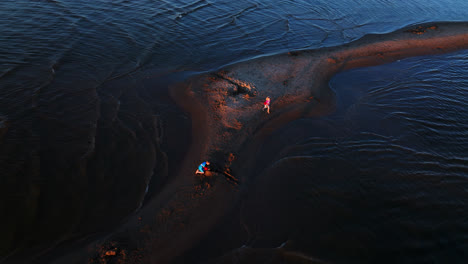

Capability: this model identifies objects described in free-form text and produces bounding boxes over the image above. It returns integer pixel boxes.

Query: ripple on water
[1,0,468,262]
[236,50,468,263]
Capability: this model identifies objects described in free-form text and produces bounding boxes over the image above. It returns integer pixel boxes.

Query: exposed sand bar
[63,22,468,264]
[176,22,468,189]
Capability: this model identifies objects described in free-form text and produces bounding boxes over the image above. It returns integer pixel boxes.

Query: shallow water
[1,0,468,262]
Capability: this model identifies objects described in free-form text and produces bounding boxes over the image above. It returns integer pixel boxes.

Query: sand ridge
[79,22,468,264]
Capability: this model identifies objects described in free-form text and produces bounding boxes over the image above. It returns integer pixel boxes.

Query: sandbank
[54,22,468,264]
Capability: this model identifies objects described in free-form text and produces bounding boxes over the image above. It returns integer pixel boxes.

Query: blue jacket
[198,162,207,172]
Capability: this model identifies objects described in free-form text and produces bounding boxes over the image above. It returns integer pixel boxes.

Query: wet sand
[50,22,468,264]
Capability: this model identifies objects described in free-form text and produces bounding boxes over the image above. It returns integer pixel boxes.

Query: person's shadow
[208,163,239,185]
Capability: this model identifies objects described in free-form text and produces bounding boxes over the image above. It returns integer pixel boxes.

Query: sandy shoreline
[48,22,468,264]
[183,21,468,190]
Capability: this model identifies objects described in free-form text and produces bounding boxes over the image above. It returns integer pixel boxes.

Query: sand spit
[179,22,468,192]
[56,22,468,264]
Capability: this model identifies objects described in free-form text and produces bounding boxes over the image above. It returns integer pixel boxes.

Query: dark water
[232,50,468,263]
[1,0,468,262]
